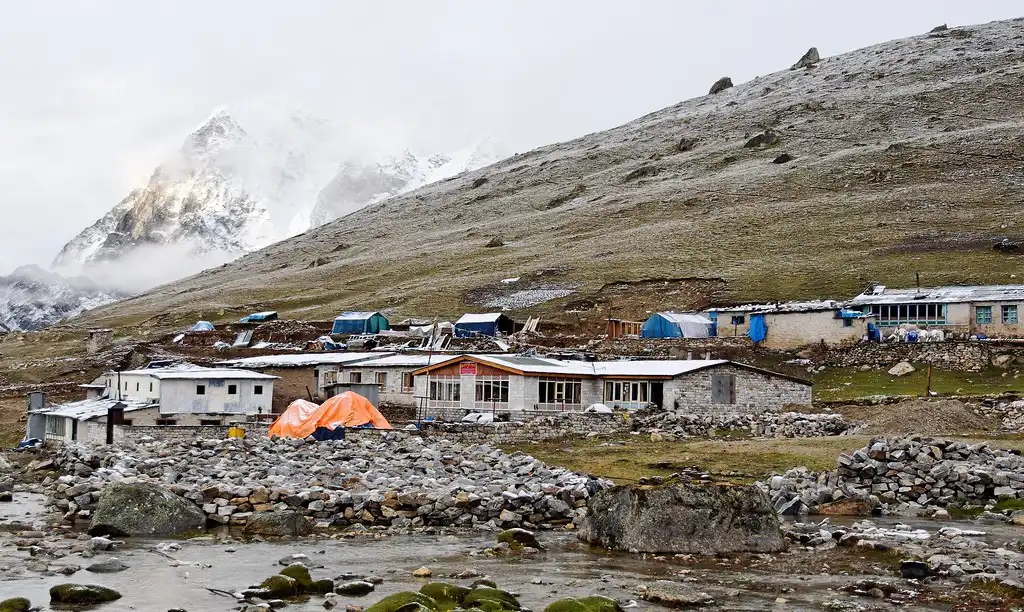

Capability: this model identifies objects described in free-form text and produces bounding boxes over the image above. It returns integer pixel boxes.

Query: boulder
[244,510,312,537]
[640,581,715,608]
[496,528,542,550]
[336,581,377,596]
[772,153,794,164]
[545,596,622,612]
[49,584,122,605]
[888,362,915,377]
[677,137,699,152]
[260,574,302,598]
[280,563,314,590]
[577,482,786,554]
[791,47,820,69]
[89,482,206,536]
[743,130,780,149]
[420,582,470,607]
[899,560,931,579]
[463,587,520,610]
[0,598,30,612]
[708,77,733,95]
[86,558,128,573]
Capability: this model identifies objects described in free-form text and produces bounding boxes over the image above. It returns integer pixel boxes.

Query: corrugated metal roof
[656,312,714,325]
[344,354,439,368]
[218,352,388,368]
[849,285,1024,305]
[707,300,844,314]
[36,398,157,421]
[117,364,278,380]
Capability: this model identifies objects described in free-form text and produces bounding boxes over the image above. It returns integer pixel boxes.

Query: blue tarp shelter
[191,321,215,332]
[240,311,278,323]
[641,313,714,339]
[331,312,390,335]
[455,313,516,338]
[748,314,768,343]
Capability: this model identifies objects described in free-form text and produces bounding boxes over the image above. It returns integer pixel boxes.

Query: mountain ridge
[71,18,1024,334]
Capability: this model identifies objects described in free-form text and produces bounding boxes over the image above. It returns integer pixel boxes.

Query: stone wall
[418,412,631,445]
[823,341,995,371]
[671,364,812,415]
[110,421,271,445]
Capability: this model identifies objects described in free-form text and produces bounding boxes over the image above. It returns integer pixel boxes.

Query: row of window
[341,371,415,391]
[864,303,948,326]
[976,305,1018,325]
[195,383,263,396]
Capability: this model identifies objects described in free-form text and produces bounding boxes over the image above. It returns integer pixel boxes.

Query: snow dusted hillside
[53,104,506,291]
[0,266,122,332]
[310,139,506,225]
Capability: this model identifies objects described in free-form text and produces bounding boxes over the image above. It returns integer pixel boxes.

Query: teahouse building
[849,284,1024,337]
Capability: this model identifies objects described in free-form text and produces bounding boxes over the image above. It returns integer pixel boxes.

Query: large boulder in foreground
[577,482,785,554]
[243,510,312,537]
[89,482,205,537]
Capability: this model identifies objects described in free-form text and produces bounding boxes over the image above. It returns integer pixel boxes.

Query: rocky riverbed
[46,433,608,532]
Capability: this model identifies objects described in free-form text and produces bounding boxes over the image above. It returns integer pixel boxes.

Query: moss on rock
[336,580,377,596]
[365,591,440,612]
[280,563,314,589]
[464,588,520,611]
[496,528,541,550]
[420,582,471,609]
[310,579,336,594]
[0,598,30,612]
[260,574,301,598]
[49,584,122,604]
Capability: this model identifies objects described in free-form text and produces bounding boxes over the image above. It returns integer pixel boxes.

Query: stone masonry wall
[822,341,1011,371]
[671,364,812,415]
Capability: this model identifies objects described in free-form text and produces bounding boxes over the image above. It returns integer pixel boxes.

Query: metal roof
[655,312,714,325]
[36,398,157,421]
[849,285,1024,306]
[218,352,389,368]
[707,300,844,314]
[456,313,506,324]
[116,363,278,380]
[334,311,384,320]
[343,354,439,368]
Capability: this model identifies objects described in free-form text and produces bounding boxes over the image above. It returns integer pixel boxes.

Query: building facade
[707,301,873,349]
[411,355,811,420]
[849,284,1024,338]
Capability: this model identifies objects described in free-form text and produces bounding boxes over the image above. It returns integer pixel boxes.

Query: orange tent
[314,391,392,430]
[268,399,321,439]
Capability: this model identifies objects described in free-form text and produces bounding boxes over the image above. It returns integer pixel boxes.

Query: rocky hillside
[75,19,1024,333]
[0,266,121,331]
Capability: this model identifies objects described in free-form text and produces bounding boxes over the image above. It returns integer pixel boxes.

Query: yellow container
[227,426,246,439]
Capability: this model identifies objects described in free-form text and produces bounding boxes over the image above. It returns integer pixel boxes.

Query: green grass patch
[813,366,1022,402]
[994,498,1024,512]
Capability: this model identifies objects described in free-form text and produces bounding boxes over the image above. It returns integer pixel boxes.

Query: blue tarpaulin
[331,312,390,335]
[240,311,278,323]
[748,314,768,344]
[455,313,515,337]
[191,321,215,332]
[641,313,713,339]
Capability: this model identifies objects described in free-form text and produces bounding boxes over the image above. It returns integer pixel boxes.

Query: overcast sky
[0,1,1019,275]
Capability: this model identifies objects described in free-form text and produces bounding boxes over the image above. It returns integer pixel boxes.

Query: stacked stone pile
[47,432,609,531]
[764,436,1024,515]
[973,399,1024,432]
[822,341,993,371]
[634,409,855,438]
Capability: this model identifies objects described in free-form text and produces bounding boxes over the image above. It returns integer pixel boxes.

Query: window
[124,381,128,390]
[199,419,220,426]
[228,384,238,395]
[402,372,414,392]
[135,382,139,391]
[842,318,854,328]
[156,418,177,426]
[976,306,993,325]
[711,374,737,404]
[1003,305,1018,324]
[428,377,461,402]
[149,382,153,392]
[730,315,746,325]
[121,419,133,427]
[196,384,206,395]
[476,377,509,404]
[350,372,362,383]
[45,416,67,441]
[376,372,387,390]
[539,378,582,406]
[254,385,263,395]
[868,303,947,326]
[603,381,649,405]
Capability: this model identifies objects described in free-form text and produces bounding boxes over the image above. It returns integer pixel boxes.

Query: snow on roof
[849,285,1024,306]
[456,313,504,324]
[117,363,278,380]
[344,354,441,368]
[334,311,382,320]
[37,398,157,421]
[707,300,844,314]
[218,352,389,368]
[656,312,713,324]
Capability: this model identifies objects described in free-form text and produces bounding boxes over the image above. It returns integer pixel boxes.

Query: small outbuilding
[641,312,714,339]
[331,311,390,335]
[455,313,516,337]
[191,321,215,332]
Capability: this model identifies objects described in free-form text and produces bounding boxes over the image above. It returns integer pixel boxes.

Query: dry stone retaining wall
[822,341,1020,371]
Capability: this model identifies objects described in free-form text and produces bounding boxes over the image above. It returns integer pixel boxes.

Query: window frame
[227,384,238,395]
[156,418,177,426]
[375,372,388,390]
[976,305,993,325]
[196,384,206,396]
[402,372,414,392]
[1002,304,1018,324]
[254,385,263,395]
[730,315,746,326]
[349,372,362,383]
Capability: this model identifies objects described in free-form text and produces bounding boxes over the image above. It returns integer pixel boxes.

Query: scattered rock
[86,558,128,573]
[677,137,699,152]
[772,153,794,164]
[578,481,786,554]
[336,581,377,596]
[743,130,780,149]
[412,566,433,578]
[49,584,122,605]
[419,583,470,607]
[887,361,915,377]
[497,528,542,550]
[708,77,733,95]
[639,581,715,608]
[260,574,302,598]
[471,177,488,189]
[364,591,439,612]
[245,511,312,537]
[484,237,505,248]
[930,24,948,33]
[791,47,820,70]
[0,598,30,612]
[89,482,206,537]
[899,560,930,579]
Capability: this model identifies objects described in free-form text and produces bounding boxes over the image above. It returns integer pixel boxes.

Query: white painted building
[411,354,811,419]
